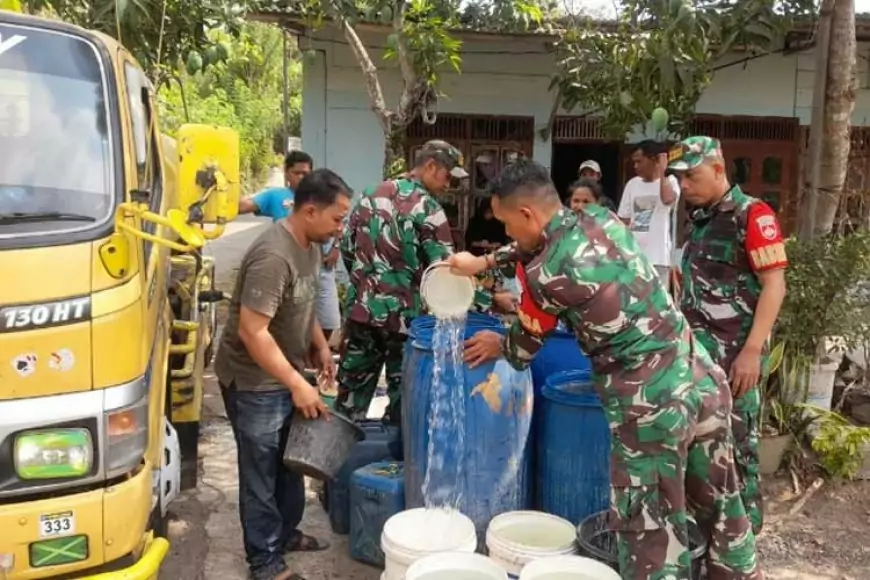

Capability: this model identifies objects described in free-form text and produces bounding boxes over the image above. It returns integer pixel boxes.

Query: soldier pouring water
[448,160,761,580]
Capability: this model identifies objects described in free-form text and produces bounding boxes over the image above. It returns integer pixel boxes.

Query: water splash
[422,313,467,510]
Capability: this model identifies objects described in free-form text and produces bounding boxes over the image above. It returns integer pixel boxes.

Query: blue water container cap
[351,461,405,493]
[363,461,403,477]
[541,369,600,408]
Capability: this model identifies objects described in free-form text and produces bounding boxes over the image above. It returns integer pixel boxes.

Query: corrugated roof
[248,2,598,37]
[248,4,870,42]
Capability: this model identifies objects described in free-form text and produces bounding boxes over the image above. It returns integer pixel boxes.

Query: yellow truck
[0,10,240,579]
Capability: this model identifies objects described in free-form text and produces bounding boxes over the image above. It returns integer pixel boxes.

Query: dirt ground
[757,476,870,579]
[159,214,870,579]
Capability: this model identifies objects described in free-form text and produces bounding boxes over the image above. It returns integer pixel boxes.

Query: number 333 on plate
[39,511,75,538]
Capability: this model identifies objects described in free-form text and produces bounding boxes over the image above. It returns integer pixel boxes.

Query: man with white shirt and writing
[618,140,680,292]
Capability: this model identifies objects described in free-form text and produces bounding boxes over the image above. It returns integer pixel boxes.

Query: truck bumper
[0,464,164,579]
[77,535,168,580]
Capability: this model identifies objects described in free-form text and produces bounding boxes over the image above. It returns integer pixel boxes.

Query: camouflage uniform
[493,204,761,579]
[672,136,789,534]
[338,140,491,424]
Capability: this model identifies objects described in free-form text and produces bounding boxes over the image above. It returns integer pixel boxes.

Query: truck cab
[0,11,239,579]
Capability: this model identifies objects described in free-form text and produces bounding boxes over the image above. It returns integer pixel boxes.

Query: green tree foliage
[159,23,300,187]
[776,232,870,361]
[551,0,816,139]
[21,0,248,81]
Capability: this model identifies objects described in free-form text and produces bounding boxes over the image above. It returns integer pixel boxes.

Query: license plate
[39,511,75,538]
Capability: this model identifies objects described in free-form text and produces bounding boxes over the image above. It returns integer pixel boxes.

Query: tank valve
[200,290,226,303]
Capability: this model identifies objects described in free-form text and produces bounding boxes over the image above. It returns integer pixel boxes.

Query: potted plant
[775,233,870,412]
[758,343,818,474]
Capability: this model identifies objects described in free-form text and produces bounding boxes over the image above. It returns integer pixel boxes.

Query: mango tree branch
[340,17,391,133]
[538,92,563,141]
[393,0,418,124]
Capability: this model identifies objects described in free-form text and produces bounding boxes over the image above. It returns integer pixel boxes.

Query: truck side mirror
[114,124,239,253]
[113,206,206,254]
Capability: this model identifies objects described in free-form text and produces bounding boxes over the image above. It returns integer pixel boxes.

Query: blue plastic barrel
[530,330,592,397]
[536,370,611,525]
[402,313,534,534]
[528,330,592,504]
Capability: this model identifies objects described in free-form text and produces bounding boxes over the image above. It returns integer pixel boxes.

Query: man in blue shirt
[239,150,312,220]
[239,151,343,342]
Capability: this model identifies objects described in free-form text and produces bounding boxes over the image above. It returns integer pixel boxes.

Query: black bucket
[283,409,364,481]
[576,510,708,580]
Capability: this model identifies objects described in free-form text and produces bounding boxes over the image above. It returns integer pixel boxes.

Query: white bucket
[486,511,578,577]
[382,508,478,580]
[519,555,621,580]
[421,261,475,319]
[406,552,508,580]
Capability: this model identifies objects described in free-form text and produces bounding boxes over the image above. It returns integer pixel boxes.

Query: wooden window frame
[404,114,534,246]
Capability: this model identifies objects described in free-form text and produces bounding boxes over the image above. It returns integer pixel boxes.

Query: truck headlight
[105,395,148,477]
[14,429,93,480]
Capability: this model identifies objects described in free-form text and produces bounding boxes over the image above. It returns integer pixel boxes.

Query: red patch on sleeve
[515,263,558,337]
[744,202,788,272]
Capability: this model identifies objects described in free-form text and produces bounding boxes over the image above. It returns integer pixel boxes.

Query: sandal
[283,531,330,553]
[250,562,305,580]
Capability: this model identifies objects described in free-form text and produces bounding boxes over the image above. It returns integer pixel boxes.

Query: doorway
[550,141,621,208]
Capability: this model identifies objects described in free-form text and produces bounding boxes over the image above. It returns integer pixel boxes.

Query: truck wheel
[153,419,182,536]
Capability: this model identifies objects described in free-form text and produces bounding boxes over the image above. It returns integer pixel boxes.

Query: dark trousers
[336,320,406,425]
[221,384,305,573]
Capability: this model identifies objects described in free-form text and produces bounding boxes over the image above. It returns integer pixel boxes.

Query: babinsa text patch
[0,296,91,333]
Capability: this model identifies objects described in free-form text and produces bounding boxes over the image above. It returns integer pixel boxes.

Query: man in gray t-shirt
[216,168,352,580]
[217,227,320,391]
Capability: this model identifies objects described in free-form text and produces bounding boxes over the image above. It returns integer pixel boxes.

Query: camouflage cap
[667,136,723,171]
[420,139,469,178]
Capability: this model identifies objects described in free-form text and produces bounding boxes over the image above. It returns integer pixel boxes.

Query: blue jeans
[221,384,305,573]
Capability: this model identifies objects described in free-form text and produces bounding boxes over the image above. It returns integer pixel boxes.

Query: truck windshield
[0,24,113,238]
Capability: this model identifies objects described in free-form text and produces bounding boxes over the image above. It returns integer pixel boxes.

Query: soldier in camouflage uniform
[338,140,494,425]
[669,136,789,535]
[451,160,761,580]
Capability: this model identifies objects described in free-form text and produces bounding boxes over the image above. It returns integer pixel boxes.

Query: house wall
[301,27,556,192]
[300,25,870,192]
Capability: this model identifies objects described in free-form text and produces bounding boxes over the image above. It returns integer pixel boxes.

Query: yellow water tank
[177,124,240,224]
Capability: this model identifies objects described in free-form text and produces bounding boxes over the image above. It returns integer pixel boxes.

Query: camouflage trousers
[732,386,763,535]
[336,320,405,425]
[609,358,761,580]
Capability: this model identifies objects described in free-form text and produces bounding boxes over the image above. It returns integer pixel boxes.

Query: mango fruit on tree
[651,107,669,132]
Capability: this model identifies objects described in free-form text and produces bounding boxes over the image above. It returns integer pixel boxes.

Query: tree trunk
[383,119,407,179]
[814,0,858,235]
[797,0,834,239]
